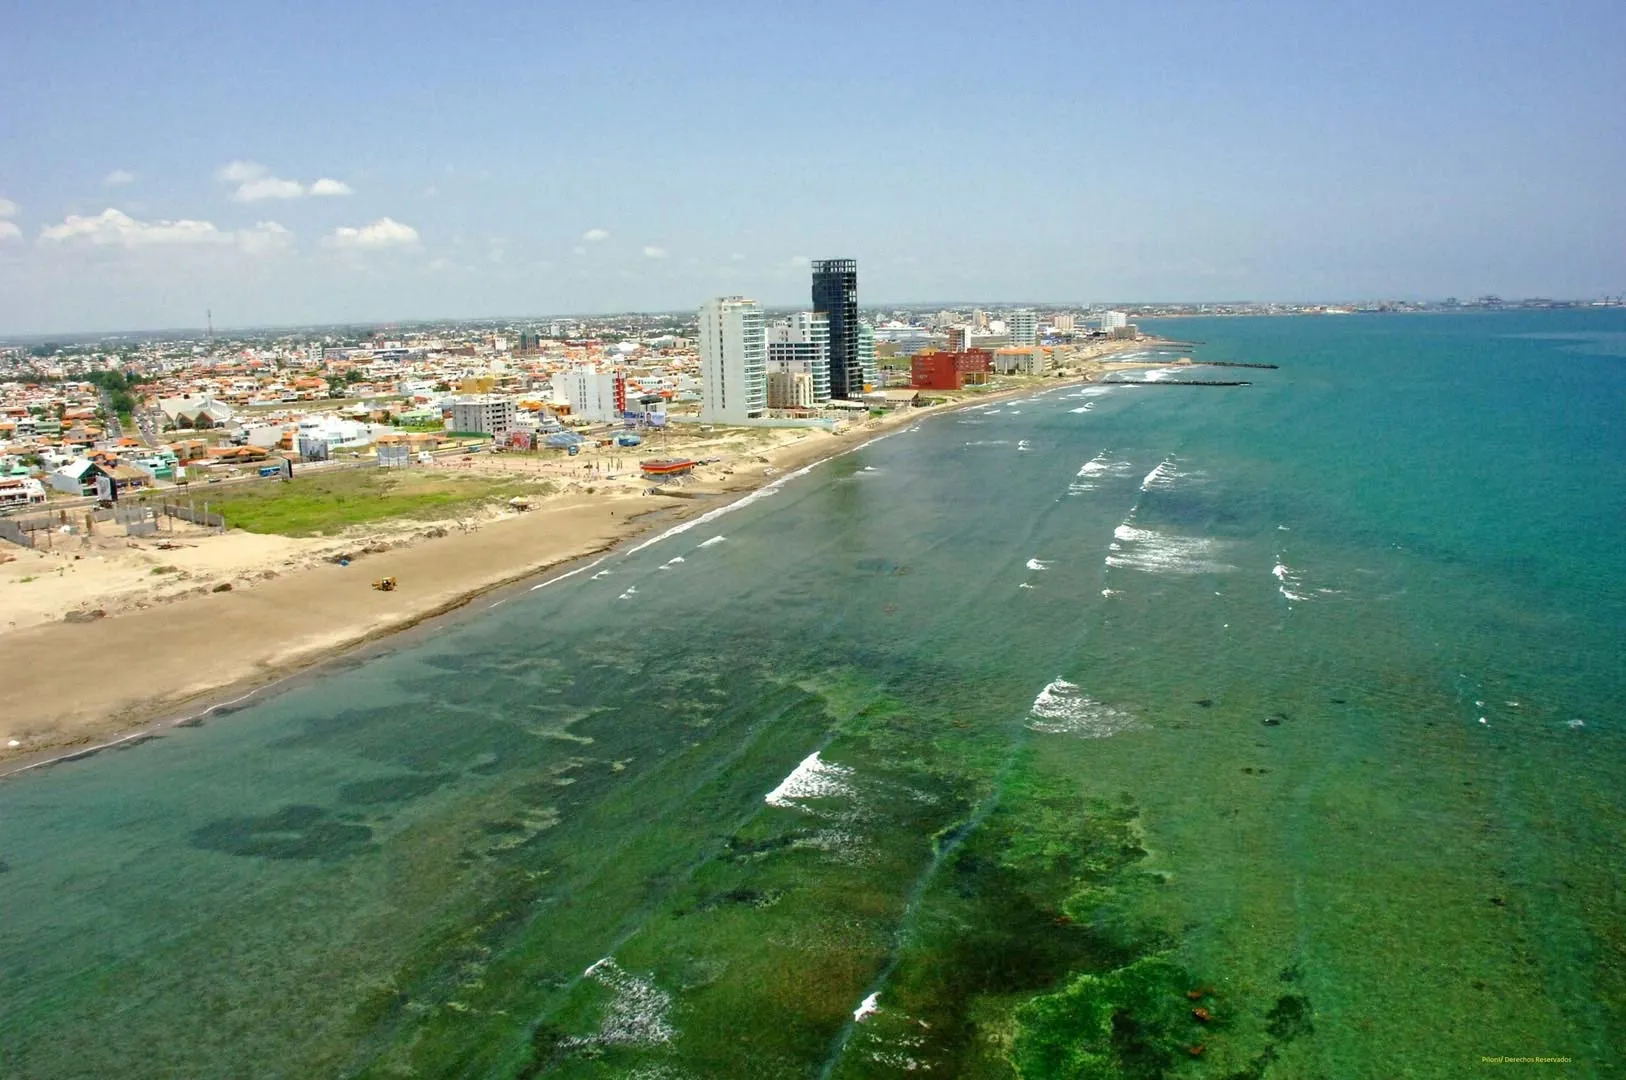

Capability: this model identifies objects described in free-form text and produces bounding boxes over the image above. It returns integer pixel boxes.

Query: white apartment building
[1100,310,1129,332]
[1010,309,1038,346]
[766,311,830,404]
[550,365,625,423]
[698,297,767,424]
[451,395,516,435]
[993,346,1054,375]
[1052,313,1076,332]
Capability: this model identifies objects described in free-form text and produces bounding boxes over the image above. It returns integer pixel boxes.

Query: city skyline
[2,0,1622,335]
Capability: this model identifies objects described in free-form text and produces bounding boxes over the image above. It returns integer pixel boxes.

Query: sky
[1,0,1622,334]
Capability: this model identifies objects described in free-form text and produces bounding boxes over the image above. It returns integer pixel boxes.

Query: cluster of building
[694,263,1149,423]
[2,292,1156,510]
[696,259,881,424]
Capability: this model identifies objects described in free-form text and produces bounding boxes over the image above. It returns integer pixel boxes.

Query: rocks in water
[212,582,233,592]
[1262,713,1287,727]
[1194,698,1214,708]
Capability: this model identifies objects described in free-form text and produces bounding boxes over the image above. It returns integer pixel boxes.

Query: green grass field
[207,469,552,536]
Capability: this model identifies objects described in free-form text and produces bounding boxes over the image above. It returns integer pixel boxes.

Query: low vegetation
[206,469,550,536]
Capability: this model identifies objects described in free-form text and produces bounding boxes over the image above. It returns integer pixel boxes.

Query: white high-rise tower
[698,296,767,424]
[1010,309,1038,346]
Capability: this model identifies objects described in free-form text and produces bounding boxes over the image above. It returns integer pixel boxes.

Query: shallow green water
[2,311,1622,1077]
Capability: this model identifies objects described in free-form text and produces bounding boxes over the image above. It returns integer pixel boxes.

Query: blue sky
[1,0,1622,333]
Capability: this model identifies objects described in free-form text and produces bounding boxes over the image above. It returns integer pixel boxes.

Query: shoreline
[0,340,1168,778]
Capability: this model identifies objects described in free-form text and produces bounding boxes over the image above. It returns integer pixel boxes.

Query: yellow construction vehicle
[372,576,398,592]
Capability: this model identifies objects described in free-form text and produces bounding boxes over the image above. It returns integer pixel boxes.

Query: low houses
[158,395,232,429]
[47,458,152,498]
[49,458,97,496]
[0,476,46,507]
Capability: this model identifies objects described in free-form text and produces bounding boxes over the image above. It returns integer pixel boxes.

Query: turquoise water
[2,311,1623,1077]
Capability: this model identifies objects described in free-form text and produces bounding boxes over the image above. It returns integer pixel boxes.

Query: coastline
[0,340,1166,777]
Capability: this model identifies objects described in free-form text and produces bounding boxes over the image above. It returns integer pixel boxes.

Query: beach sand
[0,343,1162,771]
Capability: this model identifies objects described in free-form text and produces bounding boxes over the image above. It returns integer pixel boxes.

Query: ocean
[1,310,1622,1078]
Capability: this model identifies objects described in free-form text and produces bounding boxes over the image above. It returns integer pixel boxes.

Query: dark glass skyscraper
[811,259,862,400]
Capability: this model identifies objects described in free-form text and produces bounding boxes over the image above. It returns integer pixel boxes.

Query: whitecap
[1026,558,1049,571]
[765,752,855,810]
[570,959,675,1047]
[1106,525,1233,575]
[854,992,880,1023]
[1139,460,1176,492]
[697,536,726,548]
[1028,678,1137,737]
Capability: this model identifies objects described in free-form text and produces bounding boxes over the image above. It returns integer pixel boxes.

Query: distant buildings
[767,312,831,404]
[697,297,767,424]
[812,259,863,400]
[451,395,516,435]
[1010,309,1038,346]
[1100,310,1129,333]
[1051,313,1076,332]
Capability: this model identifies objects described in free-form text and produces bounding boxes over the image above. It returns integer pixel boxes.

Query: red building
[911,349,992,390]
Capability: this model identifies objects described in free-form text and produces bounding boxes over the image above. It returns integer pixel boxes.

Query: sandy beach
[1,343,1165,773]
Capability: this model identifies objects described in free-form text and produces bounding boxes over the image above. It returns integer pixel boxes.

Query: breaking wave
[1107,524,1234,575]
[765,752,855,811]
[1027,679,1137,737]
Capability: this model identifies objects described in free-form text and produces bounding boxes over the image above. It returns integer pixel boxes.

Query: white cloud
[582,228,610,242]
[0,198,17,218]
[233,176,306,202]
[214,161,352,201]
[324,217,420,249]
[40,208,232,247]
[643,245,668,259]
[571,245,587,255]
[36,208,290,254]
[238,221,294,255]
[103,169,136,186]
[0,222,20,241]
[215,160,267,184]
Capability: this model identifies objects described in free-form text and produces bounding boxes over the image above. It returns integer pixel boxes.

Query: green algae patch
[190,804,375,861]
[1010,957,1200,1079]
[339,771,458,805]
